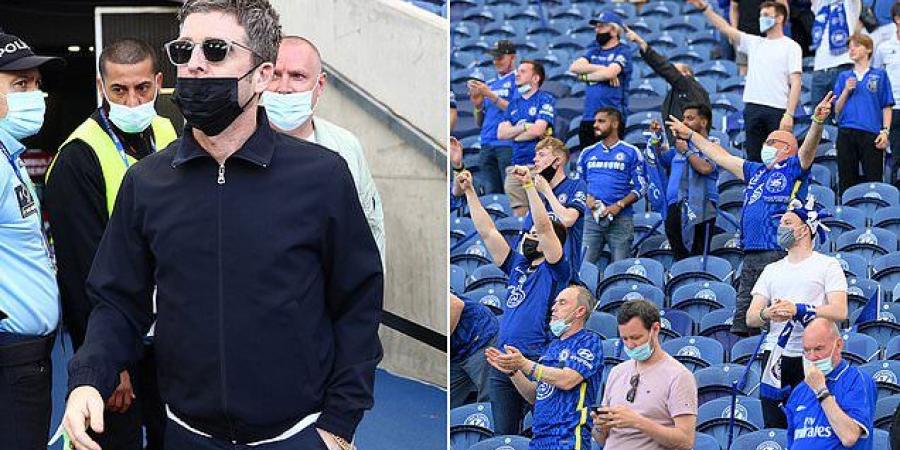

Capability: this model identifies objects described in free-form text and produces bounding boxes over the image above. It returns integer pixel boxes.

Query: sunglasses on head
[765,138,791,148]
[164,38,262,66]
[626,373,640,403]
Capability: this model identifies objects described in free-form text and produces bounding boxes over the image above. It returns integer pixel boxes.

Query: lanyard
[97,108,156,169]
[0,139,27,187]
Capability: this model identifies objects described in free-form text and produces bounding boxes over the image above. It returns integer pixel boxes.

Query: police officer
[62,1,383,449]
[667,92,835,338]
[0,30,64,450]
[45,38,175,449]
[577,107,647,264]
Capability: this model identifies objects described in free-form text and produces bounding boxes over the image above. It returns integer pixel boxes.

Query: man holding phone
[591,300,697,450]
[484,285,603,450]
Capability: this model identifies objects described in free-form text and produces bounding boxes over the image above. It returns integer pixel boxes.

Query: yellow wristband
[812,116,825,124]
[536,364,544,381]
[523,181,534,189]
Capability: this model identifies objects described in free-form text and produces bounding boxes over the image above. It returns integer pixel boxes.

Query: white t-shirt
[873,37,900,110]
[812,0,860,71]
[739,34,803,109]
[752,252,847,357]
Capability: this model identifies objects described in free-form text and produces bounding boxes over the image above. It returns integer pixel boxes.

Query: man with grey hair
[263,36,385,268]
[785,318,876,449]
[486,285,604,449]
[62,1,383,449]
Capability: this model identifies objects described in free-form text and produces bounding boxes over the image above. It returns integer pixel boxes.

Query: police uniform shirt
[450,298,499,364]
[0,128,58,335]
[785,360,876,450]
[503,90,556,165]
[530,329,604,450]
[834,67,895,133]
[581,43,632,119]
[482,71,517,147]
[518,177,588,282]
[498,250,571,358]
[740,155,810,251]
[575,140,646,216]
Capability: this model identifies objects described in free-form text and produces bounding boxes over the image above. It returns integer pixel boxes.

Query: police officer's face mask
[0,90,46,140]
[172,64,260,136]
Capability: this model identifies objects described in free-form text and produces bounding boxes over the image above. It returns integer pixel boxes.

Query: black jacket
[67,110,384,443]
[45,109,157,350]
[641,45,711,144]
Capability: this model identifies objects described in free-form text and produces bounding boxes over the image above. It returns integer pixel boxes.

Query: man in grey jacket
[263,35,385,266]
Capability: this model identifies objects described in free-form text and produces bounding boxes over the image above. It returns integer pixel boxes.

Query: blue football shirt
[517,177,588,281]
[503,90,557,165]
[833,68,895,134]
[581,43,632,120]
[451,297,499,363]
[741,155,810,251]
[575,140,647,216]
[481,71,517,147]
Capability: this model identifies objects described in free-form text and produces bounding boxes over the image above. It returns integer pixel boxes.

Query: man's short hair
[893,1,900,19]
[851,32,874,54]
[521,60,546,88]
[760,1,788,19]
[178,0,282,64]
[99,39,158,78]
[616,299,660,330]
[682,102,713,134]
[596,107,624,138]
[571,285,596,318]
[536,137,571,162]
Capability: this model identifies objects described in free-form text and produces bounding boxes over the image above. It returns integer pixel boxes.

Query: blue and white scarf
[760,305,818,401]
[678,144,716,251]
[811,0,850,55]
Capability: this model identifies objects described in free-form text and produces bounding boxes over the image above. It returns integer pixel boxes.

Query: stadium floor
[48,334,447,450]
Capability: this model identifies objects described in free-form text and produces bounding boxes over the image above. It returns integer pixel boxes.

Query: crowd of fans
[450,0,900,448]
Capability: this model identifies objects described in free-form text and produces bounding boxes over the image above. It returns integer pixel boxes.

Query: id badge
[14,183,36,219]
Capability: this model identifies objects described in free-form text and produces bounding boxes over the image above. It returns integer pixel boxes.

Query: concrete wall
[271,0,448,386]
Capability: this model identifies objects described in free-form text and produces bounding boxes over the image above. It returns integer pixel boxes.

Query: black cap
[489,40,517,57]
[0,32,65,72]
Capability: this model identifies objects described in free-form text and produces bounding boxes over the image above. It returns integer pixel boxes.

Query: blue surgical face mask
[761,144,778,166]
[759,15,776,33]
[549,309,577,337]
[0,90,46,140]
[104,84,158,134]
[624,332,655,361]
[517,83,531,95]
[261,89,316,132]
[806,342,837,375]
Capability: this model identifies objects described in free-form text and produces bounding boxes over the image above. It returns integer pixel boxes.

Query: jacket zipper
[216,161,235,441]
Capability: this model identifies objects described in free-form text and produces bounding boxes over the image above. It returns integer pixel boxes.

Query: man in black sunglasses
[62,1,383,450]
[591,300,697,449]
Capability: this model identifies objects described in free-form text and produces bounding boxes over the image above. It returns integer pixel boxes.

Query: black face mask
[596,32,613,46]
[539,158,558,182]
[171,66,259,136]
[521,237,542,261]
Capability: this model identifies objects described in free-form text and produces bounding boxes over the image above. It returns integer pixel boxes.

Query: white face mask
[103,83,158,134]
[261,89,316,132]
[761,144,779,166]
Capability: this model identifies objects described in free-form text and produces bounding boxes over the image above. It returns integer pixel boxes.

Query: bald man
[785,318,876,449]
[667,92,834,340]
[263,36,385,267]
[625,27,710,146]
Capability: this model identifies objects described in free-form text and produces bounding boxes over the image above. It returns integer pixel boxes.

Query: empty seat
[731,335,767,376]
[586,311,619,339]
[859,360,900,399]
[468,435,531,450]
[845,276,880,312]
[466,264,508,292]
[695,364,760,406]
[831,252,869,279]
[696,395,763,443]
[699,308,740,355]
[597,282,665,313]
[661,335,724,372]
[597,258,666,292]
[665,255,733,297]
[659,308,695,342]
[874,395,900,430]
[729,428,787,450]
[842,182,900,216]
[872,252,900,295]
[842,332,880,365]
[835,227,898,260]
[671,281,737,324]
[874,206,900,235]
[464,288,507,315]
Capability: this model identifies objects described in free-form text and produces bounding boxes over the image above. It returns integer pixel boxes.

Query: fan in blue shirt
[473,70,517,148]
[485,285,603,450]
[786,318,876,450]
[516,138,588,282]
[457,164,571,435]
[498,61,556,166]
[575,121,646,218]
[450,293,499,408]
[834,65,894,135]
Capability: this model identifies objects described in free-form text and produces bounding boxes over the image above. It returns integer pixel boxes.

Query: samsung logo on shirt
[586,160,626,171]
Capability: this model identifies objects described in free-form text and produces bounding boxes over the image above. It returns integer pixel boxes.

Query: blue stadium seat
[598,282,666,313]
[450,402,494,450]
[451,265,466,294]
[602,338,629,366]
[729,429,787,450]
[855,303,900,343]
[836,227,899,260]
[550,35,585,52]
[731,336,766,376]
[696,60,738,80]
[666,256,734,297]
[695,76,719,96]
[887,335,900,360]
[450,426,492,450]
[597,258,666,291]
[832,252,869,279]
[662,14,704,33]
[634,211,664,236]
[625,111,663,135]
[450,246,493,277]
[660,309,695,342]
[710,232,743,274]
[466,264,508,292]
[449,216,476,244]
[481,21,517,37]
[875,395,900,430]
[872,252,900,296]
[710,93,744,114]
[810,163,834,191]
[604,3,637,19]
[469,435,531,450]
[636,234,675,272]
[580,261,599,295]
[479,193,512,220]
[662,336,725,372]
[556,97,585,121]
[845,276,880,312]
[895,283,900,302]
[823,205,867,235]
[842,332,880,365]
[627,16,661,34]
[698,308,739,352]
[718,189,745,221]
[495,216,526,248]
[628,78,669,98]
[549,4,587,21]
[671,281,737,324]
[842,182,900,216]
[640,1,678,18]
[808,184,836,209]
[464,287,507,314]
[697,395,763,443]
[874,206,900,235]
[860,360,900,399]
[695,364,760,406]
[629,95,665,114]
[586,311,618,340]
[718,76,745,94]
[693,432,720,450]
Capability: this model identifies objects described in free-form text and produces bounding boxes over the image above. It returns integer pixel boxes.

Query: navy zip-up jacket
[67,110,384,444]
